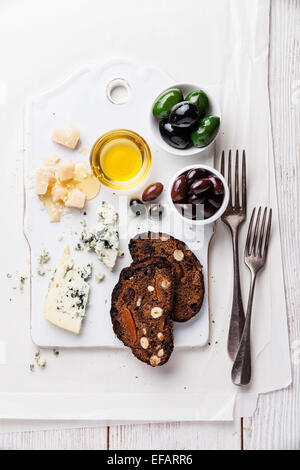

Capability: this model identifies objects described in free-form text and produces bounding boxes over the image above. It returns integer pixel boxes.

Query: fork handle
[231,273,257,386]
[227,229,245,360]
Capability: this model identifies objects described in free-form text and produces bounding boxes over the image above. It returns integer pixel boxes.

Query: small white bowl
[150,83,221,157]
[167,164,229,226]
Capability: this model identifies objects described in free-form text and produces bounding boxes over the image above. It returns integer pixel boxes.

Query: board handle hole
[106,78,131,105]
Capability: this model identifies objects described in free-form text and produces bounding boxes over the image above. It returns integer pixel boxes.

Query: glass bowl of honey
[90,129,152,190]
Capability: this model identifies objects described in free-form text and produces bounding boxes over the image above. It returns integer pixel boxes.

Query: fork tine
[245,208,256,256]
[228,150,232,206]
[235,150,240,208]
[263,209,272,259]
[242,150,246,210]
[258,207,267,256]
[220,150,225,176]
[251,207,261,255]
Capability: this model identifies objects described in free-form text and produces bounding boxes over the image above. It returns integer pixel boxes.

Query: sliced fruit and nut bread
[129,233,204,322]
[110,257,174,367]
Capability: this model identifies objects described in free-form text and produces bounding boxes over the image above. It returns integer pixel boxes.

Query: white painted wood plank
[0,427,108,450]
[244,0,300,450]
[109,422,241,450]
[0,421,241,450]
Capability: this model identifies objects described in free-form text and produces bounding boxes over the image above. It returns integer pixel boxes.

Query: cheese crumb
[95,273,105,283]
[37,250,50,275]
[37,265,45,276]
[43,155,60,166]
[19,275,28,291]
[39,250,50,265]
[35,351,47,368]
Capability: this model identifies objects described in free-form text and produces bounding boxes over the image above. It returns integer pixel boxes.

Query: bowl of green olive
[150,84,221,156]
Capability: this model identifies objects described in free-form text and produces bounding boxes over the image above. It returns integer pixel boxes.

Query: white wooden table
[1,0,299,450]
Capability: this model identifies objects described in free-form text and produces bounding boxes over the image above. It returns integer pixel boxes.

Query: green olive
[191,116,220,148]
[185,90,209,118]
[152,88,183,119]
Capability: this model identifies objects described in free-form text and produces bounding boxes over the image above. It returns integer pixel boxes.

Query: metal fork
[220,150,247,360]
[232,207,272,386]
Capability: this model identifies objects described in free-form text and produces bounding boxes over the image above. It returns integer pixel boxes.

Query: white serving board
[24,58,214,348]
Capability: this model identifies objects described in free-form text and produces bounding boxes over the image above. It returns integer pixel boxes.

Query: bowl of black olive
[151,84,221,156]
[168,164,229,225]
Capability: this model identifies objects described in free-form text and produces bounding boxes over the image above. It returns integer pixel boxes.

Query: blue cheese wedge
[81,201,119,271]
[43,245,92,334]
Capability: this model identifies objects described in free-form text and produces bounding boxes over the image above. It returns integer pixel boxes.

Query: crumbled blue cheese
[81,201,119,271]
[43,245,92,334]
[98,201,118,225]
[37,265,46,276]
[35,351,47,368]
[39,249,50,264]
[38,249,51,275]
[19,274,28,291]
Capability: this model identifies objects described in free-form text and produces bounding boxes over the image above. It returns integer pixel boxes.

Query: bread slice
[110,257,174,367]
[129,233,204,322]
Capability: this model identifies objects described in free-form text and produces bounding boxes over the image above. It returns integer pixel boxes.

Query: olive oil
[99,137,142,182]
[90,129,152,190]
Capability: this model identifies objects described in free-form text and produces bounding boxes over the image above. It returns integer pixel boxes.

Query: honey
[90,130,152,190]
[100,137,142,182]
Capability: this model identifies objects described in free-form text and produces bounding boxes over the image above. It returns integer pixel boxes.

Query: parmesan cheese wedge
[65,188,86,208]
[35,168,55,195]
[52,126,80,149]
[51,183,68,203]
[43,245,92,334]
[56,160,75,182]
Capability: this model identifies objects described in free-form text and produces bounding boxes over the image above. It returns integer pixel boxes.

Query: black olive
[129,198,146,217]
[159,119,192,149]
[169,101,200,129]
[204,202,215,219]
[187,193,206,205]
[186,168,209,185]
[207,193,223,209]
[171,175,187,202]
[207,175,224,195]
